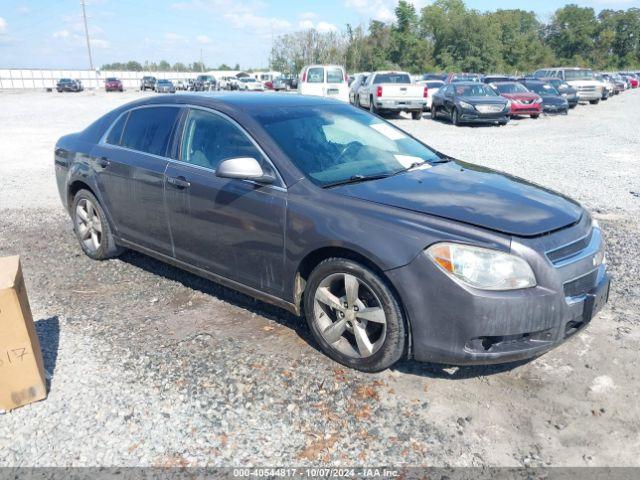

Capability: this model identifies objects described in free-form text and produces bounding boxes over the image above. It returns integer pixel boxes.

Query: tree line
[270,0,640,75]
[100,60,241,72]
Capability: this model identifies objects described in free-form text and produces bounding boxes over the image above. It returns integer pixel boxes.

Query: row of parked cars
[343,67,639,125]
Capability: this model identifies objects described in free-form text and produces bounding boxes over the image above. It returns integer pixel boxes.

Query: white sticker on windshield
[370,123,407,141]
[394,155,430,168]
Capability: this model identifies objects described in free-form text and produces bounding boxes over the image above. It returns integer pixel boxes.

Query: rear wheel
[72,190,123,260]
[411,111,422,120]
[303,258,407,372]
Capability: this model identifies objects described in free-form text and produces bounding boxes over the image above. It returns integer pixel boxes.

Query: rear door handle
[167,176,191,189]
[98,157,110,168]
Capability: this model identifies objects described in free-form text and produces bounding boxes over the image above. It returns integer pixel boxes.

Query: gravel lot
[0,89,639,467]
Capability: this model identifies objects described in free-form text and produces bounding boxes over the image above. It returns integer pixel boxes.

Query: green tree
[546,5,598,63]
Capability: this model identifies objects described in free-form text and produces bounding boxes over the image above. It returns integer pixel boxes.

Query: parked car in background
[56,78,83,92]
[155,79,176,94]
[533,68,602,104]
[219,76,239,91]
[539,77,579,108]
[140,76,157,91]
[417,80,444,111]
[239,77,264,91]
[297,65,349,103]
[420,73,447,82]
[431,82,510,126]
[273,75,294,91]
[104,78,123,92]
[446,73,482,83]
[348,73,369,105]
[193,75,217,91]
[482,75,513,84]
[619,73,638,89]
[602,73,625,94]
[491,82,542,118]
[593,74,612,100]
[519,80,569,115]
[175,79,189,91]
[356,71,427,119]
[54,94,609,372]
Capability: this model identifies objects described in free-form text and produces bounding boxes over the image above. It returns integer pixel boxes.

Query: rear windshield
[425,81,444,88]
[374,73,411,84]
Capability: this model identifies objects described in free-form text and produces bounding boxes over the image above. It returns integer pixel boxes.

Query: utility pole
[80,0,94,71]
[200,48,204,72]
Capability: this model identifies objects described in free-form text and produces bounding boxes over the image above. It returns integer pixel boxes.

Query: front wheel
[531,114,539,119]
[303,258,407,372]
[451,108,461,126]
[72,189,123,260]
[430,106,438,120]
[589,99,600,105]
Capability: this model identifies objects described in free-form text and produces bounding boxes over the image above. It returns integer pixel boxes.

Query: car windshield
[254,105,441,187]
[106,78,117,82]
[528,83,559,95]
[425,81,444,88]
[495,83,529,94]
[454,84,497,96]
[375,73,411,84]
[565,69,594,80]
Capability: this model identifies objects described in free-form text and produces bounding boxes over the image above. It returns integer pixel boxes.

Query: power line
[80,0,94,70]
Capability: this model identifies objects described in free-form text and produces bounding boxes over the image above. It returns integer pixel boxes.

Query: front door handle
[167,176,191,189]
[98,157,110,168]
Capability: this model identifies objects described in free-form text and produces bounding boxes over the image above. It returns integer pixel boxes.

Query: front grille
[547,231,592,264]
[564,270,598,297]
[578,86,596,92]
[520,99,533,105]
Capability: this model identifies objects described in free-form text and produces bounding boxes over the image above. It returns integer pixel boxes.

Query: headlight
[504,100,512,110]
[534,98,543,104]
[426,243,537,290]
[458,101,474,110]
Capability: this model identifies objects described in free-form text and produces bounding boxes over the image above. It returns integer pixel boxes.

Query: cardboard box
[0,256,47,411]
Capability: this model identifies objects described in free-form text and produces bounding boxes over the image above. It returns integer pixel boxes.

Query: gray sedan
[54,94,609,371]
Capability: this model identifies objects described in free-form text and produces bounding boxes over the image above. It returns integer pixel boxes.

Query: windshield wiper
[322,174,391,188]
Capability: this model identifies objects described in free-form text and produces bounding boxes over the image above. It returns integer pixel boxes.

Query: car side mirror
[216,157,275,184]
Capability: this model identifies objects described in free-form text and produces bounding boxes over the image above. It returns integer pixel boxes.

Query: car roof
[123,92,346,110]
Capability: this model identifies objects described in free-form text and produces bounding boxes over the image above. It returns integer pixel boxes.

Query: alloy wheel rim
[313,273,387,359]
[75,199,103,253]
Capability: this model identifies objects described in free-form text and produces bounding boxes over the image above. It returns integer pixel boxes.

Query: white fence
[0,69,251,90]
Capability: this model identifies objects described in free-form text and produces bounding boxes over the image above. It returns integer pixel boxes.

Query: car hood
[540,95,567,104]
[334,161,583,237]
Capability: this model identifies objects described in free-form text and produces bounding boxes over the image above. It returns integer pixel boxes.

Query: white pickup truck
[355,71,427,119]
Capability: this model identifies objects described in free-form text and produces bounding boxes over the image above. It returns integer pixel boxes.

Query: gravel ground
[0,89,639,467]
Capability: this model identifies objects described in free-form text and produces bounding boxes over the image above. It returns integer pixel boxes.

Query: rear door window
[306,67,325,84]
[120,106,180,157]
[106,112,128,146]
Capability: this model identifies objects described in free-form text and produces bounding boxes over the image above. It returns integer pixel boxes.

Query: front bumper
[375,99,426,111]
[458,109,509,124]
[510,103,542,116]
[543,103,568,114]
[386,218,610,365]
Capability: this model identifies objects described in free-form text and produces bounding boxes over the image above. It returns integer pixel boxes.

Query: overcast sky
[1,0,638,70]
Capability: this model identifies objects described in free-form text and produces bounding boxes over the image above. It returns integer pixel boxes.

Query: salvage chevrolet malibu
[54,94,610,372]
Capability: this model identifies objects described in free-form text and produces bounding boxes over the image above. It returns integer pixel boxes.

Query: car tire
[303,258,407,372]
[430,106,438,120]
[72,189,123,261]
[531,114,539,119]
[589,99,600,105]
[411,111,422,120]
[451,108,460,126]
[499,121,508,126]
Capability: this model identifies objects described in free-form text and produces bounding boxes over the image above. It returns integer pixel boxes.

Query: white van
[297,65,349,103]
